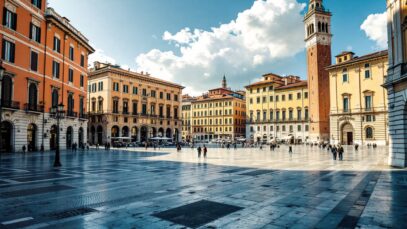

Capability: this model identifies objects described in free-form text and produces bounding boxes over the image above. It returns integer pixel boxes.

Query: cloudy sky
[48,0,386,95]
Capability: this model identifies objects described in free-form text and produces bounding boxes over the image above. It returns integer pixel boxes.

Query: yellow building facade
[245,74,310,143]
[328,51,389,146]
[182,77,246,142]
[88,62,184,145]
[181,95,195,142]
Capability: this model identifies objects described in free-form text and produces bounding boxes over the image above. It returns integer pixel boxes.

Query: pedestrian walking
[289,145,293,154]
[338,145,344,161]
[203,145,207,158]
[331,145,338,160]
[197,146,202,158]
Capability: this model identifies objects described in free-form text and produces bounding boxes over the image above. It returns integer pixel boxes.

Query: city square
[0,0,407,228]
[0,146,406,228]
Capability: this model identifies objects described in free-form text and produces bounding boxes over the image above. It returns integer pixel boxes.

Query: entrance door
[50,125,57,150]
[0,121,12,153]
[27,124,37,151]
[347,132,353,145]
[341,123,354,145]
[66,127,73,149]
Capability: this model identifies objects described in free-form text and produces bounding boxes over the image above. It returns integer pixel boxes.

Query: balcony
[2,100,20,110]
[66,111,78,118]
[132,112,138,116]
[402,63,407,76]
[79,113,88,120]
[122,110,129,115]
[24,103,44,113]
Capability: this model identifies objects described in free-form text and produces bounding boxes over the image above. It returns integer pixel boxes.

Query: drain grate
[45,207,98,220]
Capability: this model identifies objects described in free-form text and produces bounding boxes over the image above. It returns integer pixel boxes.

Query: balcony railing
[66,111,78,118]
[24,103,44,113]
[79,113,88,119]
[402,63,407,76]
[122,110,129,115]
[2,100,20,110]
[246,118,310,124]
[330,107,387,115]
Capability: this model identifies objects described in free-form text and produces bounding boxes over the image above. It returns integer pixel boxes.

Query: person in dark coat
[338,145,344,161]
[331,146,338,160]
[203,145,207,158]
[289,145,293,154]
[197,146,202,158]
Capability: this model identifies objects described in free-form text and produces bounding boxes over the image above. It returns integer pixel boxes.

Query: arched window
[28,83,37,108]
[51,89,58,108]
[321,23,325,32]
[366,127,373,139]
[311,24,314,34]
[318,22,322,32]
[325,23,329,33]
[1,75,12,105]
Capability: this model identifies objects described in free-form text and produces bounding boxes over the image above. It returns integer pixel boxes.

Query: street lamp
[0,61,5,153]
[51,103,65,167]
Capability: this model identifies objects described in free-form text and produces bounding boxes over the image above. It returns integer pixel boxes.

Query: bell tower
[304,0,332,142]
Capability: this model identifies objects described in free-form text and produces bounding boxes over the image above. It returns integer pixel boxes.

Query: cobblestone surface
[0,145,405,228]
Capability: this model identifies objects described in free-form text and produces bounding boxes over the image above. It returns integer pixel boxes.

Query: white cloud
[135,0,306,95]
[88,48,116,67]
[361,12,387,49]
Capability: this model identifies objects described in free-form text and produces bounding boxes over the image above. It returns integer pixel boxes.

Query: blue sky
[48,0,387,94]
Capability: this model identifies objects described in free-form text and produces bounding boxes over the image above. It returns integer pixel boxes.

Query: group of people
[328,144,345,161]
[197,145,208,158]
[104,143,111,150]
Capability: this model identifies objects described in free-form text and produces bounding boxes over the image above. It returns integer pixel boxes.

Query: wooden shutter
[2,8,6,26]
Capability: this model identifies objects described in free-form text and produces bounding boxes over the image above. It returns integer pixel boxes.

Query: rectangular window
[133,87,138,94]
[53,37,60,53]
[30,23,41,43]
[30,51,38,71]
[142,89,147,96]
[305,109,309,120]
[3,8,17,30]
[262,97,266,103]
[305,125,309,131]
[98,82,103,91]
[342,69,348,82]
[68,68,73,82]
[270,96,273,102]
[288,94,293,100]
[142,104,147,115]
[365,95,372,111]
[80,54,85,67]
[297,92,301,99]
[298,125,301,131]
[123,85,129,93]
[276,95,279,102]
[52,61,60,78]
[364,63,371,79]
[80,75,84,87]
[159,92,163,99]
[166,93,171,100]
[151,90,156,97]
[69,46,74,61]
[92,83,96,92]
[113,82,119,91]
[297,110,301,120]
[2,40,15,63]
[343,97,349,112]
[32,0,42,9]
[174,94,178,101]
[133,102,138,115]
[304,92,308,99]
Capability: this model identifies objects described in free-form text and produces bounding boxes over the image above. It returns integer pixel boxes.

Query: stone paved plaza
[0,145,406,229]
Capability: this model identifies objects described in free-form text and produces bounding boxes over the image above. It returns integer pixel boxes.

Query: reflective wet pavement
[0,145,405,229]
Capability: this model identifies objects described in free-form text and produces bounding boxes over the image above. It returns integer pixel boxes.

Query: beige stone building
[87,62,184,145]
[385,0,407,167]
[245,74,310,143]
[182,77,246,142]
[181,95,195,142]
[328,51,389,146]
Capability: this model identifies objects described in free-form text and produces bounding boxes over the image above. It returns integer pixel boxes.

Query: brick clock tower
[304,0,332,142]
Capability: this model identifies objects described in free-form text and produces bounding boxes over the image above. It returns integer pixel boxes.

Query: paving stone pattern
[0,145,405,228]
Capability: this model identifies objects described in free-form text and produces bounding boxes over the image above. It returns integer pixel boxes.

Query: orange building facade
[0,0,94,153]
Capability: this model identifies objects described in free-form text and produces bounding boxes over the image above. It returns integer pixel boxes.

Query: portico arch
[341,122,354,145]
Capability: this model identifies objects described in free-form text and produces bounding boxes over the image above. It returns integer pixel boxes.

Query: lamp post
[51,103,65,167]
[0,61,6,153]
